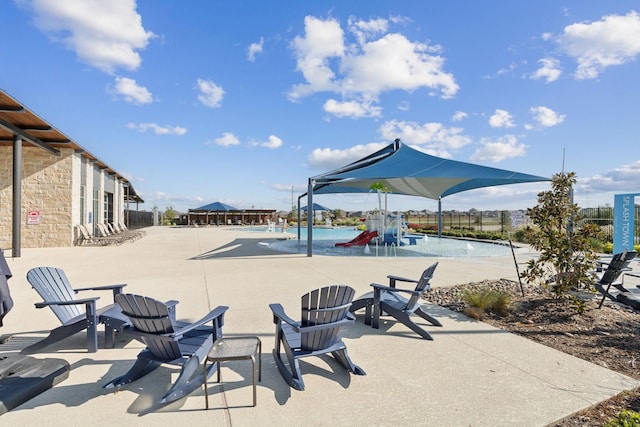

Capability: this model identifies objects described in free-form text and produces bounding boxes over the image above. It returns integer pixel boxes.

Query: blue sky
[3,1,640,214]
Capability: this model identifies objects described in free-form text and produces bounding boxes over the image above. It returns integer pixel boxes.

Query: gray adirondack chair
[104,293,228,403]
[22,267,127,354]
[269,285,365,391]
[350,262,442,340]
[595,250,638,308]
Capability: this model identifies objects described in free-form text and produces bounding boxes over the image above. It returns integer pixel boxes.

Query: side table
[203,337,262,408]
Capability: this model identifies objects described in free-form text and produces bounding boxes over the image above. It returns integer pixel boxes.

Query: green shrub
[490,291,511,315]
[600,242,640,255]
[604,409,640,426]
[462,288,511,319]
[414,228,507,241]
[511,228,528,243]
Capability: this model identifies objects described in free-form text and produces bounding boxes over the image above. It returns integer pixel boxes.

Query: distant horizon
[157,203,624,216]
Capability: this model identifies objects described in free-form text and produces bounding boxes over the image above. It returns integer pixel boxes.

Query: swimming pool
[245,226,513,258]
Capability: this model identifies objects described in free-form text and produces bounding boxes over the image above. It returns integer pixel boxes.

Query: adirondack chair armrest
[121,306,228,342]
[173,305,228,336]
[74,283,127,298]
[120,326,176,342]
[370,283,421,296]
[386,274,418,288]
[269,303,300,331]
[35,297,99,308]
[165,300,179,308]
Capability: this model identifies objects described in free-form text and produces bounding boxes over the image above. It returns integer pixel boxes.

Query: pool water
[245,226,512,258]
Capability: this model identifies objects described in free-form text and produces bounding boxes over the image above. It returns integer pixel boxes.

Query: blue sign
[613,193,640,254]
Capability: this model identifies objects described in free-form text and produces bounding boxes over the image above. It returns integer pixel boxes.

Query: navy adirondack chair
[104,293,227,403]
[350,262,442,340]
[269,285,365,391]
[23,267,127,354]
[595,250,638,308]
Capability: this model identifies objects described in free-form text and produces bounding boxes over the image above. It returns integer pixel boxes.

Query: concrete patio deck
[1,226,637,426]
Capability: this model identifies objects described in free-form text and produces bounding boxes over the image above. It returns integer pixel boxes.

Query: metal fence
[124,209,153,229]
[410,207,640,243]
[409,211,511,233]
[577,206,640,244]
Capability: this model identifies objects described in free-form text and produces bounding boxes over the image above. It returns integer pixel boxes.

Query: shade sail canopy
[300,203,332,212]
[309,140,550,199]
[192,201,238,211]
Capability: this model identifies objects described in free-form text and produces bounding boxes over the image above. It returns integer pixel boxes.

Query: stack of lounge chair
[75,222,145,246]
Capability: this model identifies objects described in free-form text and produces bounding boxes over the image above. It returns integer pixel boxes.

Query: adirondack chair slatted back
[404,262,438,312]
[623,251,638,266]
[599,252,625,285]
[115,293,181,360]
[27,267,84,324]
[600,251,637,286]
[300,285,354,351]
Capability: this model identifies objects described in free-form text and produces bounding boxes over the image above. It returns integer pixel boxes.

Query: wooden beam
[0,118,60,155]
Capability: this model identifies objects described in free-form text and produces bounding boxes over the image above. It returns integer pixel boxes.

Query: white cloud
[247,37,264,62]
[489,109,515,128]
[260,135,283,149]
[446,184,545,210]
[307,142,387,170]
[288,15,458,117]
[112,77,153,104]
[141,191,207,212]
[378,120,472,154]
[197,79,225,108]
[211,132,240,147]
[24,0,154,74]
[528,106,565,128]
[556,11,640,79]
[288,16,345,100]
[496,62,517,76]
[541,32,553,41]
[347,16,388,45]
[127,122,187,135]
[470,135,527,163]
[452,111,468,122]
[341,33,457,96]
[531,58,562,83]
[580,161,640,192]
[323,99,382,118]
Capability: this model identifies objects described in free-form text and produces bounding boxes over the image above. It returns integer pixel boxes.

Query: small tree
[521,172,602,297]
[163,206,176,226]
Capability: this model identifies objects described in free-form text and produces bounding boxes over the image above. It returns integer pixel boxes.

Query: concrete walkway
[1,226,637,426]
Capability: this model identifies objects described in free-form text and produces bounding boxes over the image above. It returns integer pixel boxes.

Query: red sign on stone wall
[27,210,40,225]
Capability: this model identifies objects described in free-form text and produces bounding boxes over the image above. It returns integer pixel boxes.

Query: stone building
[0,89,143,256]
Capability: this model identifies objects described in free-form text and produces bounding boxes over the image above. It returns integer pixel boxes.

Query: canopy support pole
[297,195,304,240]
[306,179,313,257]
[438,197,442,238]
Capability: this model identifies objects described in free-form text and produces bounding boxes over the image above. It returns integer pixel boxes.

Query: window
[104,192,114,224]
[80,184,86,225]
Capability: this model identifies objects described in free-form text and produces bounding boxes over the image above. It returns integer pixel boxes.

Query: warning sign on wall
[27,210,41,225]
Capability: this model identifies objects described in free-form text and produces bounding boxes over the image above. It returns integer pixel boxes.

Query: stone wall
[0,146,74,249]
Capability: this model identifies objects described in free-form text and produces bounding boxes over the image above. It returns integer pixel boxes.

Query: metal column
[307,179,313,257]
[437,197,442,238]
[12,135,22,257]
